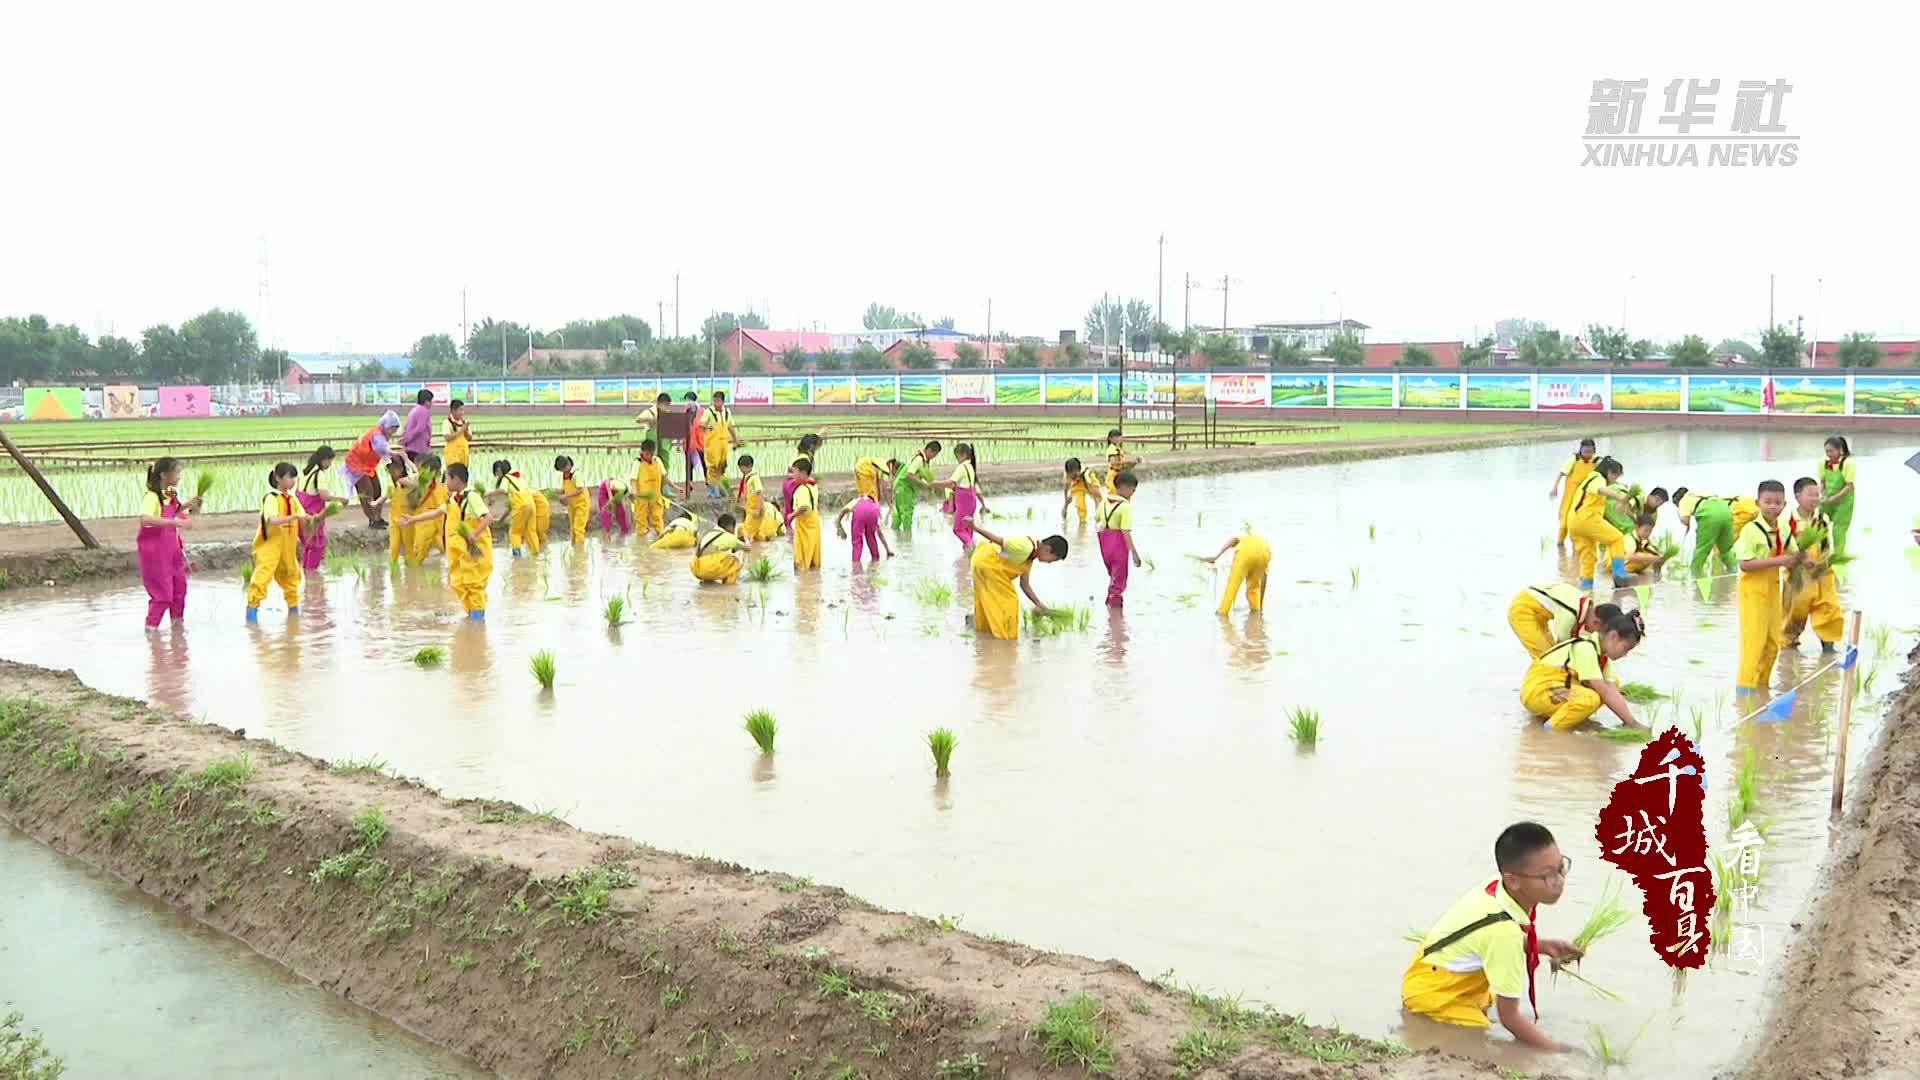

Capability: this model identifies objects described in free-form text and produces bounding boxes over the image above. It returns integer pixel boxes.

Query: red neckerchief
[261,490,293,542]
[1486,880,1540,1019]
[1755,518,1784,557]
[737,474,750,502]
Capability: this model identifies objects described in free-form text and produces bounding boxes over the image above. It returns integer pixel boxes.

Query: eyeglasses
[1508,857,1572,884]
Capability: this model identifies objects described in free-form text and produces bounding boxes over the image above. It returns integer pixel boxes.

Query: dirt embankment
[0,661,1506,1080]
[1724,649,1920,1080]
[0,426,1588,593]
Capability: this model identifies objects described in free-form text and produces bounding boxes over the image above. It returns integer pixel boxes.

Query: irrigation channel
[0,823,484,1077]
[1,428,1916,1077]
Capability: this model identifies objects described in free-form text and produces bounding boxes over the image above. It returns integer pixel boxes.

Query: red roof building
[1811,339,1920,368]
[1361,341,1464,368]
[721,329,834,367]
[882,339,1011,367]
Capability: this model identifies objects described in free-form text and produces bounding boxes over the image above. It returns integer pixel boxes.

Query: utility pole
[657,301,665,343]
[1220,274,1230,332]
[1183,272,1191,332]
[1156,234,1165,327]
[500,323,507,381]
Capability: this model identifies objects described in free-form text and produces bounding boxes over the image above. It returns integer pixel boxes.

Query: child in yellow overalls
[734,455,781,541]
[631,440,672,539]
[652,509,699,550]
[967,523,1069,640]
[1734,481,1804,693]
[1504,583,1617,660]
[443,399,472,470]
[1780,477,1844,653]
[1519,612,1646,730]
[1565,456,1632,589]
[853,455,894,501]
[1102,429,1137,495]
[1547,438,1597,551]
[246,462,308,622]
[691,514,747,584]
[490,459,542,557]
[554,456,592,544]
[403,463,493,619]
[1622,515,1668,576]
[1403,822,1584,1050]
[1206,529,1272,616]
[1061,458,1093,526]
[400,454,448,565]
[381,456,415,563]
[789,459,823,571]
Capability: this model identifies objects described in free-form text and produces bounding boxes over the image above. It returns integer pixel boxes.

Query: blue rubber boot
[468,610,486,621]
[1611,558,1630,588]
[512,548,524,558]
[245,608,259,623]
[287,606,299,616]
[1578,578,1594,590]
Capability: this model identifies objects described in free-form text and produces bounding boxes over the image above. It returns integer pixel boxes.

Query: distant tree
[898,342,936,372]
[259,347,291,381]
[1266,338,1306,367]
[95,334,141,378]
[951,342,986,369]
[738,348,766,373]
[1629,338,1656,360]
[1760,323,1807,367]
[464,318,531,365]
[931,316,956,330]
[1084,296,1155,348]
[941,343,976,370]
[1459,336,1494,367]
[700,310,766,340]
[1586,324,1631,361]
[852,343,892,370]
[1057,341,1090,368]
[1199,334,1251,368]
[813,350,847,372]
[1400,343,1436,367]
[1836,331,1882,368]
[410,333,459,372]
[549,315,652,350]
[776,344,807,372]
[655,338,707,373]
[1668,334,1712,367]
[1713,338,1759,362]
[1495,317,1548,350]
[1518,328,1571,367]
[862,303,904,330]
[1324,332,1365,366]
[140,324,189,381]
[179,309,259,383]
[1003,341,1041,368]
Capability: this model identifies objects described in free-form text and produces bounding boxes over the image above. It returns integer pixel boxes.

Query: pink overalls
[137,490,189,627]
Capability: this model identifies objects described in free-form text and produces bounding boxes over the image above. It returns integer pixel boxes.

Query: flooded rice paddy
[0,823,484,1078]
[4,429,1917,1077]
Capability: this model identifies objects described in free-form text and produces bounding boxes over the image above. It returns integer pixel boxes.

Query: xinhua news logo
[1584,78,1797,168]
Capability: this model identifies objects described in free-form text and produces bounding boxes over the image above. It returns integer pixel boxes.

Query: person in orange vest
[342,411,403,529]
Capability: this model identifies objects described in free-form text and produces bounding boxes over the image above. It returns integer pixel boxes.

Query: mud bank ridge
[0,661,1500,1080]
[0,426,1598,594]
[1725,648,1920,1080]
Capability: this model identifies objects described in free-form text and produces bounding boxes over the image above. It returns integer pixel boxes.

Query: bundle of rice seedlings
[927,728,956,777]
[194,472,216,499]
[1595,726,1653,743]
[1572,876,1636,954]
[1619,681,1666,704]
[1286,706,1321,747]
[412,646,446,667]
[1654,533,1683,562]
[603,595,627,627]
[1023,606,1090,637]
[745,708,777,754]
[913,579,953,607]
[239,559,255,586]
[746,555,783,584]
[529,650,557,690]
[320,501,347,518]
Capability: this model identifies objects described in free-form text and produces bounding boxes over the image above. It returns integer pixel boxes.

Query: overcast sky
[5,2,1913,353]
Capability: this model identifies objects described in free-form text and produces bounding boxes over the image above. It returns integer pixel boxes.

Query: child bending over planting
[1403,821,1584,1051]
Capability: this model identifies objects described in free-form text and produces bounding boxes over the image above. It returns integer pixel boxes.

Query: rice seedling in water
[412,646,446,667]
[603,594,627,627]
[239,559,255,586]
[1861,665,1881,697]
[913,578,953,607]
[1595,726,1652,743]
[1725,746,1767,835]
[927,728,956,777]
[1024,605,1091,636]
[1587,1017,1652,1066]
[1618,682,1666,704]
[1286,706,1321,747]
[746,555,783,584]
[1572,875,1635,954]
[529,650,557,691]
[1367,522,1376,541]
[745,708,777,754]
[1348,566,1360,590]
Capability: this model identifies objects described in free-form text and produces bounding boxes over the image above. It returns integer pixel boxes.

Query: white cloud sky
[3,1,1913,352]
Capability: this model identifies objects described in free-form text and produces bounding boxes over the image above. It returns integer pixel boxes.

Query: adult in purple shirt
[401,388,435,459]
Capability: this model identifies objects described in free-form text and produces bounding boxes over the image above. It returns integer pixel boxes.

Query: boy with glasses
[1402,822,1585,1050]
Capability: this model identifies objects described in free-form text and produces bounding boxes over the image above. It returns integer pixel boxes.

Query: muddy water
[0,824,485,1078]
[3,430,1917,1077]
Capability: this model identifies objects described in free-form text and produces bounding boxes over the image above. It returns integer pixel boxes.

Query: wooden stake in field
[0,424,99,549]
[1829,610,1865,820]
